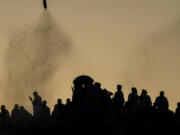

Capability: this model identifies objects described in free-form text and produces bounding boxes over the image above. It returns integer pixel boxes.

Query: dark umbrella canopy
[73,75,94,86]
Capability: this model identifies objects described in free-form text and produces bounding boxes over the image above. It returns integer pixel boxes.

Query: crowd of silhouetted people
[0,75,180,135]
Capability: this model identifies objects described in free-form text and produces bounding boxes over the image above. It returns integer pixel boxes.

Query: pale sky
[0,0,180,111]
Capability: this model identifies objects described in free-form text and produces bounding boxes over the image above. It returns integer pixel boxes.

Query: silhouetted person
[29,91,42,119]
[139,89,152,107]
[42,100,50,121]
[65,99,72,112]
[72,84,84,107]
[11,104,20,122]
[64,99,73,119]
[101,89,113,110]
[0,105,10,129]
[128,87,139,108]
[94,82,101,90]
[52,99,64,120]
[175,102,180,119]
[154,91,169,111]
[94,82,102,99]
[84,81,98,112]
[19,106,31,122]
[113,85,125,107]
[0,105,10,121]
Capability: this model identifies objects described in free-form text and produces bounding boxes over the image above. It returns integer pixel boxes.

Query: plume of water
[3,11,70,109]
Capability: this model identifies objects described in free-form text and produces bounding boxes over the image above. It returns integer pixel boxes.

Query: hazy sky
[0,0,180,110]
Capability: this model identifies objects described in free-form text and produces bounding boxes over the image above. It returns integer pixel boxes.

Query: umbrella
[73,75,94,86]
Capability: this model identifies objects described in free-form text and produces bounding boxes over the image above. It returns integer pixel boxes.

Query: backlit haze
[0,0,180,111]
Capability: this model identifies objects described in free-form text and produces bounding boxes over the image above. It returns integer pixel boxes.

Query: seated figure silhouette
[128,87,139,108]
[29,91,42,119]
[154,91,169,111]
[113,85,125,107]
[139,89,152,107]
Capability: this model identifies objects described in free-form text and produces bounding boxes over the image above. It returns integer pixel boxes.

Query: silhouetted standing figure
[93,82,103,109]
[52,99,64,120]
[19,106,32,122]
[101,89,113,111]
[42,100,50,121]
[64,99,73,119]
[113,85,125,107]
[29,91,42,119]
[175,102,180,119]
[128,87,139,108]
[138,89,152,121]
[0,105,10,129]
[11,104,20,122]
[154,91,169,111]
[0,105,10,121]
[65,99,72,112]
[139,89,152,107]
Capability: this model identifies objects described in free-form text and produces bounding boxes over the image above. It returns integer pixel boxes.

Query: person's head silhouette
[94,82,101,89]
[117,85,122,91]
[160,91,164,97]
[142,89,147,95]
[33,91,38,97]
[14,104,19,110]
[132,87,137,94]
[1,105,5,111]
[57,99,62,104]
[43,100,47,106]
[66,99,71,104]
[177,102,180,108]
[20,106,25,111]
